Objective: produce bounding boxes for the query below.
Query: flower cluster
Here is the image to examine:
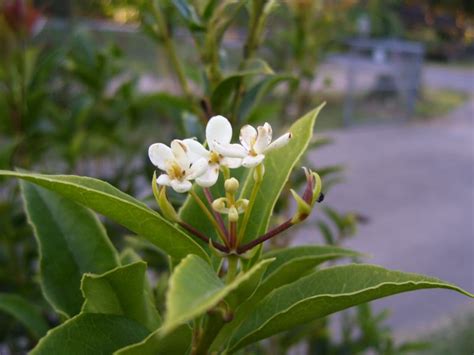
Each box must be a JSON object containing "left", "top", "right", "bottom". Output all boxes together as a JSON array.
[{"left": 148, "top": 115, "right": 292, "bottom": 193}]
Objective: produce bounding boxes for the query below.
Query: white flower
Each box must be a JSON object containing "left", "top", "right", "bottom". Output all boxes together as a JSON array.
[
  {"left": 214, "top": 122, "right": 292, "bottom": 168},
  {"left": 182, "top": 115, "right": 242, "bottom": 187},
  {"left": 148, "top": 140, "right": 207, "bottom": 193}
]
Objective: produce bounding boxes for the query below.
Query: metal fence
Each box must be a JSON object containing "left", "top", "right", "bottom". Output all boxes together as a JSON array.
[{"left": 336, "top": 38, "right": 424, "bottom": 126}]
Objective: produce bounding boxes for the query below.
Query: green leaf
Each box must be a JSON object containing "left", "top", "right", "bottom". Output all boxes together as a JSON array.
[
  {"left": 21, "top": 181, "right": 119, "bottom": 318},
  {"left": 225, "top": 257, "right": 274, "bottom": 309},
  {"left": 31, "top": 313, "right": 150, "bottom": 355},
  {"left": 163, "top": 255, "right": 274, "bottom": 334},
  {"left": 0, "top": 293, "right": 49, "bottom": 339},
  {"left": 210, "top": 245, "right": 359, "bottom": 350},
  {"left": 115, "top": 324, "right": 192, "bottom": 355},
  {"left": 317, "top": 220, "right": 335, "bottom": 245},
  {"left": 119, "top": 248, "right": 144, "bottom": 265},
  {"left": 229, "top": 264, "right": 473, "bottom": 351},
  {"left": 238, "top": 74, "right": 297, "bottom": 122},
  {"left": 136, "top": 92, "right": 194, "bottom": 114},
  {"left": 0, "top": 170, "right": 209, "bottom": 263},
  {"left": 81, "top": 262, "right": 161, "bottom": 331},
  {"left": 240, "top": 103, "right": 325, "bottom": 243},
  {"left": 202, "top": 0, "right": 219, "bottom": 21},
  {"left": 210, "top": 59, "right": 274, "bottom": 112},
  {"left": 172, "top": 0, "right": 205, "bottom": 31},
  {"left": 0, "top": 137, "right": 18, "bottom": 169},
  {"left": 261, "top": 246, "right": 362, "bottom": 294}
]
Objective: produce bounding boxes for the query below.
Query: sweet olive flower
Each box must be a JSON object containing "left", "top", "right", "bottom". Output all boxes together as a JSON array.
[
  {"left": 183, "top": 115, "right": 242, "bottom": 187},
  {"left": 148, "top": 140, "right": 207, "bottom": 193},
  {"left": 214, "top": 122, "right": 292, "bottom": 168}
]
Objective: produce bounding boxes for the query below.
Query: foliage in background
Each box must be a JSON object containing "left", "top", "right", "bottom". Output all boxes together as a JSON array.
[{"left": 1, "top": 0, "right": 472, "bottom": 354}]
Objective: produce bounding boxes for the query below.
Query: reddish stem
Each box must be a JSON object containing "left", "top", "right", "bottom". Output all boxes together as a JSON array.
[
  {"left": 178, "top": 221, "right": 228, "bottom": 252},
  {"left": 229, "top": 221, "right": 237, "bottom": 250},
  {"left": 237, "top": 218, "right": 294, "bottom": 254},
  {"left": 203, "top": 187, "right": 228, "bottom": 238}
]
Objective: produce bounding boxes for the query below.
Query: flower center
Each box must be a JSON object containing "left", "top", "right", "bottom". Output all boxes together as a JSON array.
[
  {"left": 209, "top": 151, "right": 221, "bottom": 164},
  {"left": 167, "top": 162, "right": 185, "bottom": 180}
]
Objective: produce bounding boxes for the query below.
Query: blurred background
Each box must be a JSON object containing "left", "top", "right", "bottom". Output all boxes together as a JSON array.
[{"left": 0, "top": 0, "right": 473, "bottom": 353}]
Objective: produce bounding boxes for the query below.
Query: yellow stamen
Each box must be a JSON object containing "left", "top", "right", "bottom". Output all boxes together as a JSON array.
[
  {"left": 209, "top": 151, "right": 221, "bottom": 164},
  {"left": 167, "top": 162, "right": 185, "bottom": 180}
]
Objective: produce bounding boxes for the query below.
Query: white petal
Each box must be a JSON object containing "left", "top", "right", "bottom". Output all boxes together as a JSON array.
[
  {"left": 207, "top": 115, "right": 233, "bottom": 150},
  {"left": 242, "top": 154, "right": 265, "bottom": 168},
  {"left": 156, "top": 174, "right": 171, "bottom": 186},
  {"left": 170, "top": 140, "right": 190, "bottom": 169},
  {"left": 196, "top": 166, "right": 219, "bottom": 187},
  {"left": 254, "top": 123, "right": 272, "bottom": 154},
  {"left": 221, "top": 157, "right": 242, "bottom": 169},
  {"left": 148, "top": 143, "right": 173, "bottom": 171},
  {"left": 263, "top": 122, "right": 272, "bottom": 139},
  {"left": 187, "top": 158, "right": 209, "bottom": 180},
  {"left": 183, "top": 138, "right": 209, "bottom": 162},
  {"left": 265, "top": 132, "right": 292, "bottom": 152},
  {"left": 213, "top": 142, "right": 247, "bottom": 158},
  {"left": 239, "top": 124, "right": 257, "bottom": 151},
  {"left": 170, "top": 179, "right": 192, "bottom": 193}
]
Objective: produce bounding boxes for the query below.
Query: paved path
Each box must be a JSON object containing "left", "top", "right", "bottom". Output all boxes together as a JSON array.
[{"left": 296, "top": 68, "right": 474, "bottom": 333}]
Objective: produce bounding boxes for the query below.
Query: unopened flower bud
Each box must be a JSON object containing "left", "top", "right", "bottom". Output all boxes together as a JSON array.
[
  {"left": 310, "top": 172, "right": 322, "bottom": 205},
  {"left": 212, "top": 197, "right": 227, "bottom": 214},
  {"left": 235, "top": 199, "right": 249, "bottom": 213},
  {"left": 152, "top": 171, "right": 179, "bottom": 222},
  {"left": 224, "top": 178, "right": 239, "bottom": 194},
  {"left": 290, "top": 189, "right": 311, "bottom": 224},
  {"left": 228, "top": 206, "right": 239, "bottom": 222}
]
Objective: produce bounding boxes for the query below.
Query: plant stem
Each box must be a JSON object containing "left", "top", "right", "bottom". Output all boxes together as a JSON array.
[
  {"left": 229, "top": 221, "right": 237, "bottom": 250},
  {"left": 178, "top": 221, "right": 228, "bottom": 252},
  {"left": 226, "top": 254, "right": 239, "bottom": 283},
  {"left": 237, "top": 166, "right": 263, "bottom": 244},
  {"left": 193, "top": 312, "right": 226, "bottom": 355},
  {"left": 153, "top": 2, "right": 207, "bottom": 123},
  {"left": 153, "top": 3, "right": 191, "bottom": 98},
  {"left": 190, "top": 190, "right": 229, "bottom": 246},
  {"left": 203, "top": 188, "right": 228, "bottom": 238},
  {"left": 237, "top": 218, "right": 294, "bottom": 254},
  {"left": 230, "top": 0, "right": 267, "bottom": 122}
]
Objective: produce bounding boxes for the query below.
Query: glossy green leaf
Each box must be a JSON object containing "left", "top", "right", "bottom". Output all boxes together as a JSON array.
[
  {"left": 115, "top": 324, "right": 192, "bottom": 355},
  {"left": 21, "top": 181, "right": 119, "bottom": 317},
  {"left": 0, "top": 170, "right": 209, "bottom": 263},
  {"left": 229, "top": 264, "right": 474, "bottom": 351},
  {"left": 119, "top": 248, "right": 144, "bottom": 265},
  {"left": 0, "top": 293, "right": 48, "bottom": 339},
  {"left": 225, "top": 258, "right": 274, "bottom": 308},
  {"left": 239, "top": 103, "right": 325, "bottom": 243},
  {"left": 210, "top": 245, "right": 359, "bottom": 350},
  {"left": 81, "top": 262, "right": 161, "bottom": 331},
  {"left": 163, "top": 255, "right": 274, "bottom": 334},
  {"left": 260, "top": 245, "right": 362, "bottom": 296},
  {"left": 31, "top": 313, "right": 149, "bottom": 355}
]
